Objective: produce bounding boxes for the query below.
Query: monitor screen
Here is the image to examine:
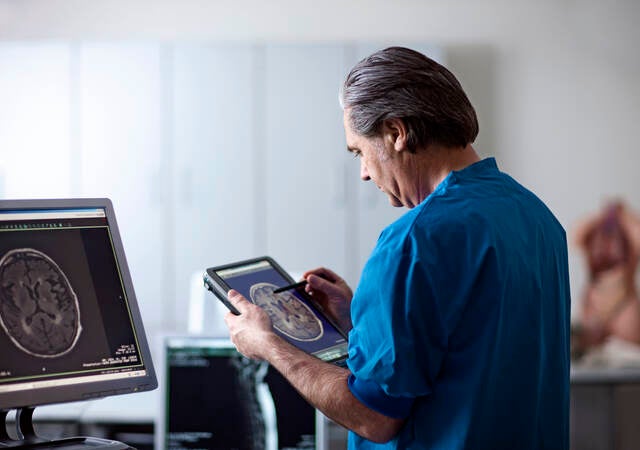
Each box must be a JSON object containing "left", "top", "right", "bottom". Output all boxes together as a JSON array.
[
  {"left": 0, "top": 198, "right": 157, "bottom": 409},
  {"left": 162, "top": 337, "right": 315, "bottom": 450}
]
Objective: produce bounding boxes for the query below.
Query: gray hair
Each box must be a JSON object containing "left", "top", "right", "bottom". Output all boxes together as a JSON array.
[{"left": 340, "top": 47, "right": 479, "bottom": 152}]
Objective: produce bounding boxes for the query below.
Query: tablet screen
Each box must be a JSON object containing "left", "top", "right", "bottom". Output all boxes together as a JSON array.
[{"left": 208, "top": 258, "right": 348, "bottom": 364}]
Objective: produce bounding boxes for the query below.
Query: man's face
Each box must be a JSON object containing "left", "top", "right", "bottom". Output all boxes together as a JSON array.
[{"left": 343, "top": 110, "right": 404, "bottom": 207}]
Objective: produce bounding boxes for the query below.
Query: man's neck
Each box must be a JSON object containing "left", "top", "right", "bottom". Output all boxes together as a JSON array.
[{"left": 413, "top": 144, "right": 481, "bottom": 204}]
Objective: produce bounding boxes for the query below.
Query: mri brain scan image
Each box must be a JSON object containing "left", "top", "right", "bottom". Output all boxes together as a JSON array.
[
  {"left": 249, "top": 282, "right": 323, "bottom": 341},
  {"left": 0, "top": 248, "right": 82, "bottom": 358}
]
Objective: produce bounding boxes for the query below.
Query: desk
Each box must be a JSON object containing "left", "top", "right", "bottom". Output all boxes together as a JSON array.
[
  {"left": 571, "top": 366, "right": 640, "bottom": 450},
  {"left": 32, "top": 391, "right": 158, "bottom": 424},
  {"left": 28, "top": 392, "right": 158, "bottom": 450}
]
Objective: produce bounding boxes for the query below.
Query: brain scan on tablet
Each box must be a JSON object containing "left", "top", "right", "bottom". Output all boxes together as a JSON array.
[{"left": 204, "top": 257, "right": 348, "bottom": 365}]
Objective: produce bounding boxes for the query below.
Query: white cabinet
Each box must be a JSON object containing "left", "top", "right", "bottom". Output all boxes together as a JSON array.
[
  {"left": 0, "top": 43, "right": 72, "bottom": 199},
  {"left": 78, "top": 43, "right": 166, "bottom": 331},
  {"left": 263, "top": 44, "right": 350, "bottom": 279},
  {"left": 171, "top": 44, "right": 257, "bottom": 328}
]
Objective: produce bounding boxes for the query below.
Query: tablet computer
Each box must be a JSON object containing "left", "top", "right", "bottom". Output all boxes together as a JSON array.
[{"left": 204, "top": 256, "right": 348, "bottom": 365}]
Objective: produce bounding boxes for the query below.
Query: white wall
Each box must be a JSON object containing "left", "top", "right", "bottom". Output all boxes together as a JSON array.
[{"left": 1, "top": 0, "right": 639, "bottom": 319}]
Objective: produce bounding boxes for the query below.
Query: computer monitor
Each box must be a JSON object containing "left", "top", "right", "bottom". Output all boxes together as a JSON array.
[
  {"left": 0, "top": 198, "right": 157, "bottom": 410},
  {"left": 161, "top": 337, "right": 315, "bottom": 450}
]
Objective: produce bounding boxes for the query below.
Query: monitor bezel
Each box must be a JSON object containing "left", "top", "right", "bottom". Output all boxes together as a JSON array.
[{"left": 0, "top": 198, "right": 157, "bottom": 409}]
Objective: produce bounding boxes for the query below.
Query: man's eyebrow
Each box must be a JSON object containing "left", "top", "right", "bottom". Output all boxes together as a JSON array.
[{"left": 346, "top": 146, "right": 357, "bottom": 153}]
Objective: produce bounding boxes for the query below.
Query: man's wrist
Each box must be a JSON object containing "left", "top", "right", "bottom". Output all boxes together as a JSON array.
[
  {"left": 262, "top": 331, "right": 317, "bottom": 377},
  {"left": 260, "top": 331, "right": 289, "bottom": 362}
]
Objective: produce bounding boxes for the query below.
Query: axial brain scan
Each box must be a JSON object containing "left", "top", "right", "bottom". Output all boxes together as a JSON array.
[
  {"left": 249, "top": 282, "right": 323, "bottom": 341},
  {"left": 0, "top": 248, "right": 82, "bottom": 358}
]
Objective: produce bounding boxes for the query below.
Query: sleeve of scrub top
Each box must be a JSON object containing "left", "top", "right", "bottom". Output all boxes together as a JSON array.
[{"left": 347, "top": 231, "right": 448, "bottom": 415}]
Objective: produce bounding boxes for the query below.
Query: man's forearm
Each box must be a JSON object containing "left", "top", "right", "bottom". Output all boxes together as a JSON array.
[
  {"left": 263, "top": 333, "right": 404, "bottom": 443},
  {"left": 223, "top": 290, "right": 404, "bottom": 442}
]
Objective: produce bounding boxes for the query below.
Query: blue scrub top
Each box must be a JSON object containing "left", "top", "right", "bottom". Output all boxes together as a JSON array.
[{"left": 347, "top": 158, "right": 570, "bottom": 450}]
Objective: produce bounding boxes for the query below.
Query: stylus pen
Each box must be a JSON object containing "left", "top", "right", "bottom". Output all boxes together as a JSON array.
[{"left": 273, "top": 280, "right": 308, "bottom": 293}]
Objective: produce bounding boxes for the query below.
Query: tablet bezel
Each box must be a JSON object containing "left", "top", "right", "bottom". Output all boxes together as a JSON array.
[{"left": 205, "top": 256, "right": 349, "bottom": 365}]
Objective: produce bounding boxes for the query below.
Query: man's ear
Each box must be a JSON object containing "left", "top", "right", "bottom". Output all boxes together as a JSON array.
[{"left": 382, "top": 118, "right": 408, "bottom": 153}]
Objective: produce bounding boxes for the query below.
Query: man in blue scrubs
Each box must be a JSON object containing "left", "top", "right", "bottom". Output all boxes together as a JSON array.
[{"left": 224, "top": 47, "right": 570, "bottom": 449}]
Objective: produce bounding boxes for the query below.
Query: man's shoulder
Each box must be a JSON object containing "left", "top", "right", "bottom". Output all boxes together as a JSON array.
[
  {"left": 375, "top": 197, "right": 471, "bottom": 258},
  {"left": 380, "top": 176, "right": 564, "bottom": 253}
]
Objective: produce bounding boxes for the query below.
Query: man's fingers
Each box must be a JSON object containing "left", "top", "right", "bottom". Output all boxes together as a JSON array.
[
  {"left": 306, "top": 274, "right": 325, "bottom": 288},
  {"left": 227, "top": 289, "right": 250, "bottom": 313},
  {"left": 307, "top": 274, "right": 339, "bottom": 294},
  {"left": 303, "top": 267, "right": 339, "bottom": 282}
]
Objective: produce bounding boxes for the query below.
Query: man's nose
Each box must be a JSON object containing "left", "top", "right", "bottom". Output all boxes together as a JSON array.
[{"left": 360, "top": 160, "right": 370, "bottom": 181}]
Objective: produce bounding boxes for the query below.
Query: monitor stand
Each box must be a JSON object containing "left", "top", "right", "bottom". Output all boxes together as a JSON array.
[{"left": 1, "top": 407, "right": 133, "bottom": 450}]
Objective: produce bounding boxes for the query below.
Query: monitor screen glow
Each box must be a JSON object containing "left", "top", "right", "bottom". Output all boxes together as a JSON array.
[{"left": 0, "top": 198, "right": 157, "bottom": 409}]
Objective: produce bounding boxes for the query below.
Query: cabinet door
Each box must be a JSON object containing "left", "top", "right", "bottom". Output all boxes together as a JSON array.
[
  {"left": 0, "top": 43, "right": 72, "bottom": 198},
  {"left": 79, "top": 43, "right": 166, "bottom": 332},
  {"left": 263, "top": 44, "right": 349, "bottom": 278},
  {"left": 172, "top": 44, "right": 256, "bottom": 330}
]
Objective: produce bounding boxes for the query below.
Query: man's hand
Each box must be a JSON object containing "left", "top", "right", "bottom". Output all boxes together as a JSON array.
[
  {"left": 302, "top": 267, "right": 353, "bottom": 333},
  {"left": 224, "top": 289, "right": 278, "bottom": 360}
]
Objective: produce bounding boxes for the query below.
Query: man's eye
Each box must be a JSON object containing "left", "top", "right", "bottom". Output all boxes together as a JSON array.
[{"left": 352, "top": 151, "right": 361, "bottom": 159}]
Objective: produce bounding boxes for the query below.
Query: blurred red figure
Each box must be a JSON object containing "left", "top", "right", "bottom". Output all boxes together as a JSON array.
[{"left": 573, "top": 201, "right": 640, "bottom": 353}]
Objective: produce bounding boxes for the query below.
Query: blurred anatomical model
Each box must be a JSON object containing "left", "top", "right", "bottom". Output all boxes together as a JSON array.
[{"left": 573, "top": 201, "right": 640, "bottom": 358}]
